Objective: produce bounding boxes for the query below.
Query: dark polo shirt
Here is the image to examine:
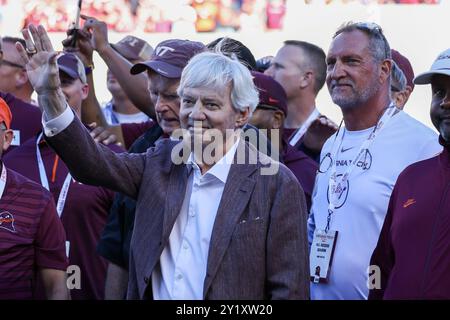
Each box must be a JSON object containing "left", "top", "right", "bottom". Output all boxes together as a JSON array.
[
  {"left": 0, "top": 166, "right": 67, "bottom": 300},
  {"left": 369, "top": 137, "right": 450, "bottom": 299},
  {"left": 121, "top": 120, "right": 156, "bottom": 150},
  {"left": 0, "top": 92, "right": 42, "bottom": 153},
  {"left": 282, "top": 140, "right": 318, "bottom": 210},
  {"left": 4, "top": 132, "right": 123, "bottom": 300}
]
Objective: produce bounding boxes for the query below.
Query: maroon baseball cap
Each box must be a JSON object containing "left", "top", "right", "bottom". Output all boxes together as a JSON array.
[
  {"left": 130, "top": 39, "right": 206, "bottom": 78},
  {"left": 111, "top": 35, "right": 153, "bottom": 62},
  {"left": 391, "top": 49, "right": 415, "bottom": 91},
  {"left": 251, "top": 71, "right": 288, "bottom": 116}
]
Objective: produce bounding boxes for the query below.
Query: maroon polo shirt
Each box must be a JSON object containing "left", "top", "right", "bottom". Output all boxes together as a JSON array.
[
  {"left": 282, "top": 139, "right": 318, "bottom": 210},
  {"left": 4, "top": 132, "right": 124, "bottom": 300},
  {"left": 0, "top": 165, "right": 68, "bottom": 300},
  {"left": 121, "top": 120, "right": 156, "bottom": 150},
  {"left": 0, "top": 92, "right": 42, "bottom": 153},
  {"left": 283, "top": 128, "right": 297, "bottom": 145},
  {"left": 369, "top": 137, "right": 450, "bottom": 299}
]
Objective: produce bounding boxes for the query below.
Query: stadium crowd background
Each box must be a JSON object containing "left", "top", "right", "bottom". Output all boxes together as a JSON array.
[{"left": 0, "top": 0, "right": 447, "bottom": 129}]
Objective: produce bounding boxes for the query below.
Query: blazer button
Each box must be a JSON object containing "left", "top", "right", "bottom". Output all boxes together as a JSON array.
[{"left": 144, "top": 276, "right": 149, "bottom": 284}]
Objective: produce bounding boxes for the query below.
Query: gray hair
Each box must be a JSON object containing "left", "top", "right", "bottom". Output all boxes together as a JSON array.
[
  {"left": 390, "top": 60, "right": 407, "bottom": 95},
  {"left": 177, "top": 51, "right": 259, "bottom": 114},
  {"left": 334, "top": 22, "right": 391, "bottom": 63}
]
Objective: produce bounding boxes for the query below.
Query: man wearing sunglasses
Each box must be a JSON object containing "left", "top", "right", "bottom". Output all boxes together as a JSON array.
[
  {"left": 0, "top": 36, "right": 42, "bottom": 152},
  {"left": 0, "top": 37, "right": 34, "bottom": 105}
]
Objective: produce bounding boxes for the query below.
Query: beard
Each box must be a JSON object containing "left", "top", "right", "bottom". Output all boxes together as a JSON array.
[{"left": 329, "top": 77, "right": 380, "bottom": 110}]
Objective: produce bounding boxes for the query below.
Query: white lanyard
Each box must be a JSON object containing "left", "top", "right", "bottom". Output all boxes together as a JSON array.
[
  {"left": 289, "top": 108, "right": 320, "bottom": 146},
  {"left": 36, "top": 132, "right": 72, "bottom": 218},
  {"left": 325, "top": 105, "right": 398, "bottom": 232},
  {"left": 0, "top": 164, "right": 8, "bottom": 201}
]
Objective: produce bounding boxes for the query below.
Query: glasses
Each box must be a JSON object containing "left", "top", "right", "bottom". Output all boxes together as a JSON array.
[
  {"left": 354, "top": 22, "right": 390, "bottom": 59},
  {"left": 0, "top": 59, "right": 25, "bottom": 69}
]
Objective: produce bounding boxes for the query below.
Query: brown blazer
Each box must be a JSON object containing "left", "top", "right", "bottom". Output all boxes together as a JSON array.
[{"left": 46, "top": 117, "right": 310, "bottom": 300}]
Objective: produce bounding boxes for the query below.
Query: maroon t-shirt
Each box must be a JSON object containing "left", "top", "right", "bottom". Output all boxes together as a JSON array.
[
  {"left": 121, "top": 120, "right": 156, "bottom": 150},
  {"left": 282, "top": 140, "right": 318, "bottom": 211},
  {"left": 0, "top": 92, "right": 42, "bottom": 153},
  {"left": 4, "top": 134, "right": 124, "bottom": 300},
  {"left": 0, "top": 166, "right": 68, "bottom": 300}
]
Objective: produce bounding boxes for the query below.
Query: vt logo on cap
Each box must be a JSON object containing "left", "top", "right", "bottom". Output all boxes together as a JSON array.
[{"left": 155, "top": 46, "right": 175, "bottom": 56}]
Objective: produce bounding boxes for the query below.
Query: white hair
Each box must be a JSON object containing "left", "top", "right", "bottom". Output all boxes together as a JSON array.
[{"left": 177, "top": 51, "right": 259, "bottom": 113}]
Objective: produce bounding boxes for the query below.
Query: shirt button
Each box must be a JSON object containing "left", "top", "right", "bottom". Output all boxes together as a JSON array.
[
  {"left": 176, "top": 274, "right": 183, "bottom": 281},
  {"left": 183, "top": 242, "right": 189, "bottom": 250},
  {"left": 144, "top": 276, "right": 149, "bottom": 284}
]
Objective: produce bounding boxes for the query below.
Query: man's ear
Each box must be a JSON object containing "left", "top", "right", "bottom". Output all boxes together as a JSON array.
[
  {"left": 2, "top": 129, "right": 14, "bottom": 152},
  {"left": 236, "top": 107, "right": 251, "bottom": 128},
  {"left": 16, "top": 69, "right": 29, "bottom": 87},
  {"left": 380, "top": 59, "right": 392, "bottom": 84},
  {"left": 392, "top": 90, "right": 408, "bottom": 110},
  {"left": 403, "top": 85, "right": 413, "bottom": 104},
  {"left": 81, "top": 83, "right": 89, "bottom": 100},
  {"left": 272, "top": 110, "right": 285, "bottom": 129},
  {"left": 300, "top": 71, "right": 313, "bottom": 89}
]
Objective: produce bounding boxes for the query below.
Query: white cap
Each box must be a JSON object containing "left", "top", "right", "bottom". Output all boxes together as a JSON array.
[{"left": 414, "top": 48, "right": 450, "bottom": 85}]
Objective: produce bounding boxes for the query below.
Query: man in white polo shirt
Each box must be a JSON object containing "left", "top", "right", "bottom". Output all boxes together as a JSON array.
[{"left": 308, "top": 22, "right": 442, "bottom": 300}]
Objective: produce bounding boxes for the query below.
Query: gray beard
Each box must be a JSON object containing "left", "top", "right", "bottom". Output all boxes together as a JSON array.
[{"left": 331, "top": 82, "right": 380, "bottom": 110}]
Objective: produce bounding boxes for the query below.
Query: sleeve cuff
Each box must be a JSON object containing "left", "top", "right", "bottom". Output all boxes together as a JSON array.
[{"left": 42, "top": 105, "right": 74, "bottom": 137}]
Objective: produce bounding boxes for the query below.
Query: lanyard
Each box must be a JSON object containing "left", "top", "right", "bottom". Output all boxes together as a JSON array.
[
  {"left": 0, "top": 164, "right": 7, "bottom": 201},
  {"left": 36, "top": 132, "right": 72, "bottom": 218},
  {"left": 289, "top": 108, "right": 320, "bottom": 146},
  {"left": 325, "top": 105, "right": 398, "bottom": 232}
]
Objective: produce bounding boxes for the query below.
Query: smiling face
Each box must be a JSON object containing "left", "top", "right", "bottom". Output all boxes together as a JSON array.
[
  {"left": 430, "top": 74, "right": 450, "bottom": 142},
  {"left": 148, "top": 71, "right": 181, "bottom": 135},
  {"left": 325, "top": 30, "right": 382, "bottom": 110},
  {"left": 179, "top": 83, "right": 248, "bottom": 149}
]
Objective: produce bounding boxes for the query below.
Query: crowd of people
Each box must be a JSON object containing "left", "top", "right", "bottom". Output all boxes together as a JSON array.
[
  {"left": 0, "top": 0, "right": 441, "bottom": 34},
  {"left": 0, "top": 7, "right": 449, "bottom": 301}
]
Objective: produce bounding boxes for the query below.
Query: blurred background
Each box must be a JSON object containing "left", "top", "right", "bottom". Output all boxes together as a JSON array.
[{"left": 0, "top": 0, "right": 448, "bottom": 129}]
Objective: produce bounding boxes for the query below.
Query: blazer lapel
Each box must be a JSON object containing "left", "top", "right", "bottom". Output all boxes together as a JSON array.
[
  {"left": 161, "top": 163, "right": 190, "bottom": 245},
  {"left": 203, "top": 141, "right": 258, "bottom": 297}
]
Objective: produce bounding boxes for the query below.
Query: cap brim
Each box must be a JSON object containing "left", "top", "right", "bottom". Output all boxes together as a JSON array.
[
  {"left": 58, "top": 65, "right": 78, "bottom": 79},
  {"left": 130, "top": 61, "right": 182, "bottom": 78},
  {"left": 413, "top": 70, "right": 450, "bottom": 84}
]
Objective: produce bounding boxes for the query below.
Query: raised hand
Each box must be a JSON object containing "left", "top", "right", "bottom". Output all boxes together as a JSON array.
[
  {"left": 16, "top": 24, "right": 67, "bottom": 119},
  {"left": 16, "top": 24, "right": 60, "bottom": 95},
  {"left": 62, "top": 28, "right": 94, "bottom": 67},
  {"left": 80, "top": 14, "right": 110, "bottom": 54}
]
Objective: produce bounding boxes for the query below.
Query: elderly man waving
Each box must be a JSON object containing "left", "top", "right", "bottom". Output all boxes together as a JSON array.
[{"left": 17, "top": 25, "right": 309, "bottom": 300}]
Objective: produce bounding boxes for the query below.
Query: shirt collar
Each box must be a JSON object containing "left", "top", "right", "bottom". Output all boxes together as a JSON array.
[{"left": 187, "top": 138, "right": 240, "bottom": 183}]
